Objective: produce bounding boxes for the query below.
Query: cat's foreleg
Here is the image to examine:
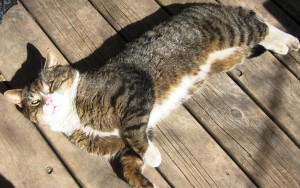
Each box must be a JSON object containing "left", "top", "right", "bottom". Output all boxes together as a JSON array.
[{"left": 259, "top": 23, "right": 300, "bottom": 54}]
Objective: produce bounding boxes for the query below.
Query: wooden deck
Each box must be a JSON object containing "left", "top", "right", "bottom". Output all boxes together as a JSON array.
[{"left": 0, "top": 0, "right": 299, "bottom": 187}]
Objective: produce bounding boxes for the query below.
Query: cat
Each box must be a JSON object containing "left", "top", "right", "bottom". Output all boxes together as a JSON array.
[{"left": 4, "top": 3, "right": 299, "bottom": 188}]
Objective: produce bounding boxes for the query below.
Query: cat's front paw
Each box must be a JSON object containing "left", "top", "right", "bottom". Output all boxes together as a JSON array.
[{"left": 143, "top": 142, "right": 162, "bottom": 167}]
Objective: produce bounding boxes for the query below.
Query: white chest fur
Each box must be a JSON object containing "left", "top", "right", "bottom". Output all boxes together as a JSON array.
[
  {"left": 43, "top": 71, "right": 82, "bottom": 136},
  {"left": 148, "top": 47, "right": 237, "bottom": 127},
  {"left": 42, "top": 72, "right": 121, "bottom": 138}
]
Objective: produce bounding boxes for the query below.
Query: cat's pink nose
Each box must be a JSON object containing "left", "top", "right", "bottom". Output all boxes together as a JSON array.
[{"left": 44, "top": 98, "right": 53, "bottom": 106}]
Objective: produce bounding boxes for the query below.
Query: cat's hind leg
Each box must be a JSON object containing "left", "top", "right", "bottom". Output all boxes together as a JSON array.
[
  {"left": 123, "top": 118, "right": 162, "bottom": 168},
  {"left": 122, "top": 107, "right": 161, "bottom": 167},
  {"left": 259, "top": 23, "right": 300, "bottom": 54},
  {"left": 111, "top": 147, "right": 156, "bottom": 188}
]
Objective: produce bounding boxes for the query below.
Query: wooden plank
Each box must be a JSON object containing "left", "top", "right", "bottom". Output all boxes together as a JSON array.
[
  {"left": 214, "top": 0, "right": 300, "bottom": 146},
  {"left": 0, "top": 3, "right": 134, "bottom": 188},
  {"left": 21, "top": 0, "right": 126, "bottom": 68},
  {"left": 90, "top": 0, "right": 255, "bottom": 186},
  {"left": 0, "top": 8, "right": 77, "bottom": 186},
  {"left": 0, "top": 95, "right": 78, "bottom": 188},
  {"left": 185, "top": 74, "right": 300, "bottom": 187},
  {"left": 89, "top": 0, "right": 169, "bottom": 41},
  {"left": 230, "top": 53, "right": 300, "bottom": 146},
  {"left": 156, "top": 0, "right": 215, "bottom": 14},
  {"left": 155, "top": 106, "right": 255, "bottom": 187},
  {"left": 275, "top": 51, "right": 300, "bottom": 80}
]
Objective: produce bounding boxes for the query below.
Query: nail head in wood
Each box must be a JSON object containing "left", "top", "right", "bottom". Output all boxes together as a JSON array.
[{"left": 46, "top": 166, "right": 53, "bottom": 174}]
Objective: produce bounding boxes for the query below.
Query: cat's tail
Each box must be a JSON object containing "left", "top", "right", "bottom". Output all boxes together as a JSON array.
[{"left": 111, "top": 147, "right": 155, "bottom": 188}]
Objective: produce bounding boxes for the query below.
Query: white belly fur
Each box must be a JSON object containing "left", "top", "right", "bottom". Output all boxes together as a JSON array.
[{"left": 148, "top": 47, "right": 237, "bottom": 127}]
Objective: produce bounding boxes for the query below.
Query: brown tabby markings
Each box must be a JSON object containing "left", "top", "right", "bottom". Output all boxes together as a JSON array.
[
  {"left": 4, "top": 3, "right": 300, "bottom": 188},
  {"left": 70, "top": 130, "right": 124, "bottom": 156},
  {"left": 210, "top": 48, "right": 248, "bottom": 73}
]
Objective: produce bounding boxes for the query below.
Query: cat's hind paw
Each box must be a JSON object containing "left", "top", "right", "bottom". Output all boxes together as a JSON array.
[
  {"left": 260, "top": 23, "right": 300, "bottom": 54},
  {"left": 143, "top": 142, "right": 162, "bottom": 167},
  {"left": 287, "top": 36, "right": 300, "bottom": 52}
]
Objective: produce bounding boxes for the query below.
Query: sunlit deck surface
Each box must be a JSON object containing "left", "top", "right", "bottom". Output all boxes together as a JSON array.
[{"left": 0, "top": 0, "right": 299, "bottom": 187}]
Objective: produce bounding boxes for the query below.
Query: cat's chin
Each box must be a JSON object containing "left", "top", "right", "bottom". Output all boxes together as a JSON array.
[{"left": 43, "top": 104, "right": 59, "bottom": 115}]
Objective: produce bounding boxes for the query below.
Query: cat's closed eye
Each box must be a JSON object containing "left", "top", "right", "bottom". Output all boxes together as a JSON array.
[{"left": 48, "top": 81, "right": 54, "bottom": 93}]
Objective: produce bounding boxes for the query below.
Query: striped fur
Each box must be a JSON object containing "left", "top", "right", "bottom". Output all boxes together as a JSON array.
[{"left": 4, "top": 3, "right": 299, "bottom": 188}]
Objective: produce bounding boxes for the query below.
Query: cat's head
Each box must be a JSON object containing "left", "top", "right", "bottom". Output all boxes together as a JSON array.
[{"left": 4, "top": 50, "right": 78, "bottom": 124}]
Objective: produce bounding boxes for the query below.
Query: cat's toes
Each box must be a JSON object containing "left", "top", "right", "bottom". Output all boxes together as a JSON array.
[
  {"left": 287, "top": 36, "right": 300, "bottom": 51},
  {"left": 259, "top": 39, "right": 289, "bottom": 55},
  {"left": 143, "top": 142, "right": 162, "bottom": 167},
  {"left": 273, "top": 42, "right": 289, "bottom": 55}
]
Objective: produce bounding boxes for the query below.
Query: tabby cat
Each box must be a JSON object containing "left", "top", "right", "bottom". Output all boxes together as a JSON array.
[{"left": 4, "top": 3, "right": 299, "bottom": 188}]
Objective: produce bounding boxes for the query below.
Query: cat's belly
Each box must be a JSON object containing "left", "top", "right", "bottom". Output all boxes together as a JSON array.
[
  {"left": 148, "top": 64, "right": 210, "bottom": 127},
  {"left": 148, "top": 47, "right": 238, "bottom": 127}
]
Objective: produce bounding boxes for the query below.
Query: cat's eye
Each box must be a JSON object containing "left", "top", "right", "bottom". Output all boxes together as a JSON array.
[{"left": 31, "top": 100, "right": 40, "bottom": 106}]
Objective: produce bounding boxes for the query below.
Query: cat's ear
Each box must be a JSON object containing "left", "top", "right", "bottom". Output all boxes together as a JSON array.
[
  {"left": 4, "top": 89, "right": 23, "bottom": 107},
  {"left": 44, "top": 49, "right": 59, "bottom": 70}
]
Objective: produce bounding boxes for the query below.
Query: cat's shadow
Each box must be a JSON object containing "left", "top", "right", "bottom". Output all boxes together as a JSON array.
[
  {"left": 0, "top": 43, "right": 45, "bottom": 93},
  {"left": 0, "top": 174, "right": 14, "bottom": 188}
]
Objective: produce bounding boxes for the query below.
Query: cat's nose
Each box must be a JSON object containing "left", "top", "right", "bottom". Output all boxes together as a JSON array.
[{"left": 44, "top": 97, "right": 53, "bottom": 106}]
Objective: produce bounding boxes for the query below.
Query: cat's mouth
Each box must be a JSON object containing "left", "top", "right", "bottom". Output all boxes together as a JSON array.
[
  {"left": 42, "top": 96, "right": 61, "bottom": 115},
  {"left": 43, "top": 103, "right": 59, "bottom": 115}
]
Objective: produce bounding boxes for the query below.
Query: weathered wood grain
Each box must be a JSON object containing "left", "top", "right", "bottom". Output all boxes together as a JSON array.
[
  {"left": 0, "top": 94, "right": 78, "bottom": 188},
  {"left": 185, "top": 74, "right": 300, "bottom": 187},
  {"left": 275, "top": 51, "right": 300, "bottom": 80},
  {"left": 89, "top": 0, "right": 169, "bottom": 41},
  {"left": 230, "top": 53, "right": 300, "bottom": 146},
  {"left": 155, "top": 106, "right": 255, "bottom": 187},
  {"left": 21, "top": 0, "right": 126, "bottom": 68},
  {"left": 156, "top": 0, "right": 215, "bottom": 14}
]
